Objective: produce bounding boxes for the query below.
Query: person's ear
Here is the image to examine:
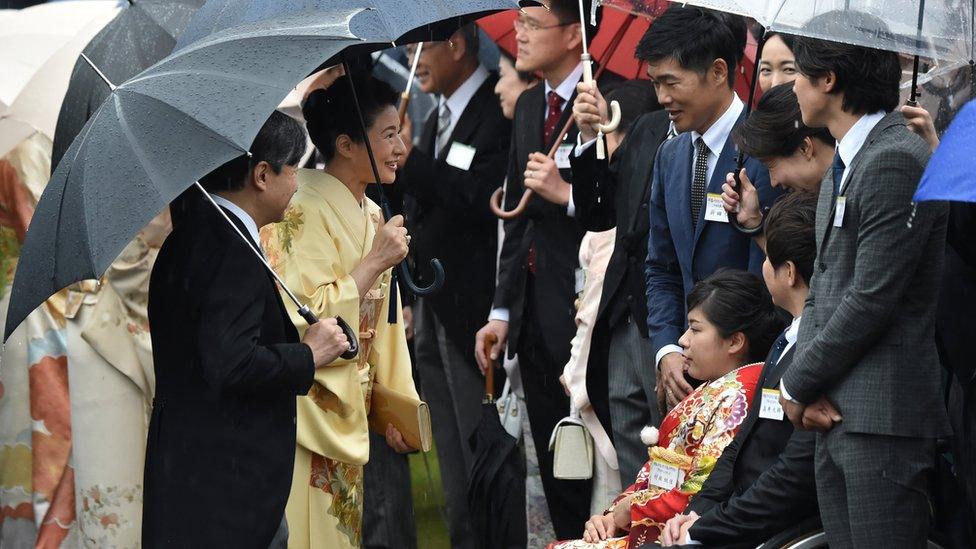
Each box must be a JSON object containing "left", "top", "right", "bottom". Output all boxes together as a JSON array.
[
  {"left": 728, "top": 331, "right": 747, "bottom": 358},
  {"left": 251, "top": 161, "right": 271, "bottom": 192},
  {"left": 449, "top": 35, "right": 465, "bottom": 62},
  {"left": 821, "top": 71, "right": 837, "bottom": 93},
  {"left": 335, "top": 134, "right": 355, "bottom": 159},
  {"left": 563, "top": 22, "right": 583, "bottom": 52},
  {"left": 785, "top": 260, "right": 799, "bottom": 287},
  {"left": 711, "top": 58, "right": 730, "bottom": 88},
  {"left": 799, "top": 136, "right": 815, "bottom": 161}
]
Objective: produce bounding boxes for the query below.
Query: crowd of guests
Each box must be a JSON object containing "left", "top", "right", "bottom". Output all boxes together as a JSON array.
[{"left": 3, "top": 0, "right": 973, "bottom": 548}]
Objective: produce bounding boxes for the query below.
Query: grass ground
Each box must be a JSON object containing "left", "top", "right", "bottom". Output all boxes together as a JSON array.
[{"left": 409, "top": 442, "right": 451, "bottom": 548}]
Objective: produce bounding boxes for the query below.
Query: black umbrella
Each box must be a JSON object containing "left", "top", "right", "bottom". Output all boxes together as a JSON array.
[
  {"left": 51, "top": 0, "right": 205, "bottom": 173},
  {"left": 468, "top": 335, "right": 524, "bottom": 549}
]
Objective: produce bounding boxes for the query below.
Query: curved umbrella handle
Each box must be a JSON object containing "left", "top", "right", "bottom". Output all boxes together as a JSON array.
[
  {"left": 396, "top": 258, "right": 444, "bottom": 296},
  {"left": 597, "top": 100, "right": 621, "bottom": 134},
  {"left": 490, "top": 186, "right": 533, "bottom": 219}
]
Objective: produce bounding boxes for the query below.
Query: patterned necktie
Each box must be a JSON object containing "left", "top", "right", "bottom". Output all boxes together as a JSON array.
[
  {"left": 831, "top": 149, "right": 846, "bottom": 197},
  {"left": 435, "top": 102, "right": 452, "bottom": 157},
  {"left": 543, "top": 90, "right": 563, "bottom": 145},
  {"left": 691, "top": 136, "right": 709, "bottom": 228},
  {"left": 757, "top": 329, "right": 790, "bottom": 389}
]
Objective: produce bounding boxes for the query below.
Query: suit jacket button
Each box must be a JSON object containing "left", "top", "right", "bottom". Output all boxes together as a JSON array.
[{"left": 819, "top": 262, "right": 827, "bottom": 273}]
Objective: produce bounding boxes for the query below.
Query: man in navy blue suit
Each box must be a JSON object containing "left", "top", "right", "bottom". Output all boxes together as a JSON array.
[{"left": 641, "top": 5, "right": 780, "bottom": 411}]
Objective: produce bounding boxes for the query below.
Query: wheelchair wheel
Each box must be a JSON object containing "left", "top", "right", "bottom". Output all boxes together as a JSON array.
[{"left": 761, "top": 528, "right": 947, "bottom": 549}]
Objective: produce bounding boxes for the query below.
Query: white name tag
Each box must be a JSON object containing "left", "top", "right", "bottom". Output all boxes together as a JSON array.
[
  {"left": 555, "top": 144, "right": 574, "bottom": 169},
  {"left": 649, "top": 458, "right": 685, "bottom": 490},
  {"left": 704, "top": 193, "right": 729, "bottom": 223},
  {"left": 759, "top": 388, "right": 785, "bottom": 421},
  {"left": 445, "top": 142, "right": 476, "bottom": 171},
  {"left": 833, "top": 196, "right": 846, "bottom": 228}
]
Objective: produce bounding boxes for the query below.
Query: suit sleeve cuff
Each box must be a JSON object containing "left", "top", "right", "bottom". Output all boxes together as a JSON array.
[
  {"left": 574, "top": 136, "right": 597, "bottom": 157},
  {"left": 656, "top": 344, "right": 683, "bottom": 370},
  {"left": 489, "top": 308, "right": 510, "bottom": 322}
]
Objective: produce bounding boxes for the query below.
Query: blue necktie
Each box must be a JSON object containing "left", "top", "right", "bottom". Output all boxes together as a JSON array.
[
  {"left": 765, "top": 330, "right": 789, "bottom": 369},
  {"left": 832, "top": 149, "right": 846, "bottom": 197}
]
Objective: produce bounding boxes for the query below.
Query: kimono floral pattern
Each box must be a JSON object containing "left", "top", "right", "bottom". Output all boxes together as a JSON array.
[
  {"left": 310, "top": 454, "right": 363, "bottom": 546},
  {"left": 78, "top": 484, "right": 142, "bottom": 546},
  {"left": 550, "top": 364, "right": 762, "bottom": 549}
]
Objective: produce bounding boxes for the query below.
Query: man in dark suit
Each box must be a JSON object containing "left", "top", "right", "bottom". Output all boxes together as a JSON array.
[
  {"left": 143, "top": 112, "right": 351, "bottom": 548},
  {"left": 569, "top": 80, "right": 670, "bottom": 484},
  {"left": 473, "top": 0, "right": 618, "bottom": 537},
  {"left": 640, "top": 5, "right": 779, "bottom": 412},
  {"left": 780, "top": 11, "right": 950, "bottom": 547},
  {"left": 660, "top": 192, "right": 820, "bottom": 548},
  {"left": 396, "top": 24, "right": 510, "bottom": 549}
]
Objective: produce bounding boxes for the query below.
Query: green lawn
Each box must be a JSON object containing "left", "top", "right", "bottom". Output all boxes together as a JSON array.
[{"left": 409, "top": 442, "right": 450, "bottom": 548}]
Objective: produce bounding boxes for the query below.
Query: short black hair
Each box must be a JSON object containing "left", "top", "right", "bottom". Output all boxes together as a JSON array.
[
  {"left": 199, "top": 110, "right": 307, "bottom": 193},
  {"left": 499, "top": 49, "right": 538, "bottom": 84},
  {"left": 766, "top": 31, "right": 795, "bottom": 52},
  {"left": 546, "top": 0, "right": 600, "bottom": 46},
  {"left": 765, "top": 191, "right": 817, "bottom": 286},
  {"left": 733, "top": 83, "right": 834, "bottom": 160},
  {"left": 791, "top": 11, "right": 902, "bottom": 114},
  {"left": 604, "top": 80, "right": 659, "bottom": 135},
  {"left": 636, "top": 4, "right": 743, "bottom": 89},
  {"left": 303, "top": 74, "right": 398, "bottom": 162},
  {"left": 687, "top": 269, "right": 785, "bottom": 363}
]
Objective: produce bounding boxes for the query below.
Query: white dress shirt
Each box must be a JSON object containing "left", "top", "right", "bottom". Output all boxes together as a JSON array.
[
  {"left": 655, "top": 94, "right": 745, "bottom": 368},
  {"left": 436, "top": 64, "right": 490, "bottom": 147},
  {"left": 488, "top": 64, "right": 585, "bottom": 324},
  {"left": 211, "top": 194, "right": 262, "bottom": 252},
  {"left": 780, "top": 109, "right": 887, "bottom": 402}
]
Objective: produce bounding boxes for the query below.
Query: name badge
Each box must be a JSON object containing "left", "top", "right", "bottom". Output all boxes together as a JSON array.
[
  {"left": 445, "top": 142, "right": 476, "bottom": 171},
  {"left": 833, "top": 196, "right": 847, "bottom": 228},
  {"left": 704, "top": 193, "right": 729, "bottom": 223},
  {"left": 555, "top": 144, "right": 574, "bottom": 169},
  {"left": 759, "top": 388, "right": 785, "bottom": 421},
  {"left": 649, "top": 458, "right": 685, "bottom": 490}
]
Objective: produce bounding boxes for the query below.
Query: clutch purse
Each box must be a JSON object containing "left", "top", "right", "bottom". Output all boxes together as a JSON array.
[
  {"left": 548, "top": 409, "right": 594, "bottom": 480},
  {"left": 368, "top": 382, "right": 432, "bottom": 452}
]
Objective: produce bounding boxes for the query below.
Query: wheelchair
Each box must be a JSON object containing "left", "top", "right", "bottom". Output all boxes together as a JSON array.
[{"left": 757, "top": 516, "right": 948, "bottom": 549}]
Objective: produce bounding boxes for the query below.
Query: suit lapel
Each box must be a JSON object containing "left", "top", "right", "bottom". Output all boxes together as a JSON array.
[
  {"left": 668, "top": 134, "right": 695, "bottom": 266},
  {"left": 445, "top": 75, "right": 496, "bottom": 150}
]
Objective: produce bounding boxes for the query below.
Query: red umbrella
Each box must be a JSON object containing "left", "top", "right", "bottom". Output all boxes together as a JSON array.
[{"left": 477, "top": 1, "right": 757, "bottom": 100}]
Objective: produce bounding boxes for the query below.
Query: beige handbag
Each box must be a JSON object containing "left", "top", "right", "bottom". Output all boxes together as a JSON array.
[{"left": 548, "top": 408, "right": 594, "bottom": 480}]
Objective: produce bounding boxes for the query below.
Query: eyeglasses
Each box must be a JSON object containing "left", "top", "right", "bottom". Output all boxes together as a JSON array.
[{"left": 513, "top": 16, "right": 574, "bottom": 33}]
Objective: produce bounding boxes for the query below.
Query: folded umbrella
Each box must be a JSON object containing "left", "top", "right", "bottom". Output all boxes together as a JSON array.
[
  {"left": 4, "top": 0, "right": 516, "bottom": 340},
  {"left": 52, "top": 0, "right": 206, "bottom": 172}
]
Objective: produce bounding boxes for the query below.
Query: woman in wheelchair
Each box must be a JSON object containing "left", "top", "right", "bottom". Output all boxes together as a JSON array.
[{"left": 549, "top": 270, "right": 784, "bottom": 549}]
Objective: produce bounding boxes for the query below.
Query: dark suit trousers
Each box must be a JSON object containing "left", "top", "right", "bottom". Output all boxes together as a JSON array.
[
  {"left": 607, "top": 317, "right": 659, "bottom": 485},
  {"left": 518, "top": 277, "right": 592, "bottom": 540},
  {"left": 816, "top": 421, "right": 935, "bottom": 548},
  {"left": 363, "top": 431, "right": 417, "bottom": 549},
  {"left": 413, "top": 297, "right": 483, "bottom": 549}
]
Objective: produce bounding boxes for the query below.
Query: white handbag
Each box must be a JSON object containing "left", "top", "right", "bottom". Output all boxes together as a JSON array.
[
  {"left": 496, "top": 379, "right": 522, "bottom": 440},
  {"left": 548, "top": 408, "right": 594, "bottom": 480}
]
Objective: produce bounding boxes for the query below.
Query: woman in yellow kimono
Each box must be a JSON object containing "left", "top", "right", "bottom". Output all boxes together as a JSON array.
[{"left": 261, "top": 75, "right": 418, "bottom": 549}]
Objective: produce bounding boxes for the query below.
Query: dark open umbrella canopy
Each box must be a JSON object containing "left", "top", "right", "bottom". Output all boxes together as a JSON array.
[
  {"left": 5, "top": 0, "right": 517, "bottom": 340},
  {"left": 51, "top": 0, "right": 205, "bottom": 173}
]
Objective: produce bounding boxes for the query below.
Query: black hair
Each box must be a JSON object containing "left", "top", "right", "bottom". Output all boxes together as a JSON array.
[
  {"left": 765, "top": 191, "right": 817, "bottom": 286},
  {"left": 765, "top": 31, "right": 795, "bottom": 53},
  {"left": 636, "top": 4, "right": 742, "bottom": 89},
  {"left": 604, "top": 80, "right": 659, "bottom": 135},
  {"left": 791, "top": 11, "right": 902, "bottom": 114},
  {"left": 199, "top": 110, "right": 307, "bottom": 193},
  {"left": 546, "top": 0, "right": 600, "bottom": 47},
  {"left": 686, "top": 269, "right": 785, "bottom": 363},
  {"left": 499, "top": 49, "right": 538, "bottom": 84},
  {"left": 303, "top": 74, "right": 398, "bottom": 162},
  {"left": 733, "top": 83, "right": 834, "bottom": 160}
]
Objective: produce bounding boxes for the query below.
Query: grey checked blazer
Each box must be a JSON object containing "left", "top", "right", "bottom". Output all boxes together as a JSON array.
[{"left": 783, "top": 111, "right": 951, "bottom": 438}]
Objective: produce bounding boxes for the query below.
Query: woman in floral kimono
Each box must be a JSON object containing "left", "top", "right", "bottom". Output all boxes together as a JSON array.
[
  {"left": 551, "top": 269, "right": 784, "bottom": 549},
  {"left": 261, "top": 76, "right": 418, "bottom": 549}
]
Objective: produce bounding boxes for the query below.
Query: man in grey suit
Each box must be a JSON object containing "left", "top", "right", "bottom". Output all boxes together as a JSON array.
[{"left": 780, "top": 11, "right": 950, "bottom": 548}]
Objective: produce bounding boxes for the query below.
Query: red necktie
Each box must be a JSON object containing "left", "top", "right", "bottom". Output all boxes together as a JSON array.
[{"left": 527, "top": 91, "right": 564, "bottom": 275}]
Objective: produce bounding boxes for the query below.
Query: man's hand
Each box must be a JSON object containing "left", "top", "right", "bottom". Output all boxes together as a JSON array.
[
  {"left": 582, "top": 513, "right": 618, "bottom": 543},
  {"left": 400, "top": 113, "right": 414, "bottom": 161},
  {"left": 303, "top": 317, "right": 351, "bottom": 367},
  {"left": 573, "top": 81, "right": 608, "bottom": 143},
  {"left": 901, "top": 104, "right": 939, "bottom": 152},
  {"left": 780, "top": 394, "right": 806, "bottom": 429},
  {"left": 385, "top": 423, "right": 413, "bottom": 453},
  {"left": 801, "top": 395, "right": 843, "bottom": 432},
  {"left": 661, "top": 512, "right": 699, "bottom": 546},
  {"left": 722, "top": 169, "right": 762, "bottom": 229},
  {"left": 660, "top": 352, "right": 694, "bottom": 409},
  {"left": 474, "top": 320, "right": 508, "bottom": 375},
  {"left": 524, "top": 152, "right": 571, "bottom": 206}
]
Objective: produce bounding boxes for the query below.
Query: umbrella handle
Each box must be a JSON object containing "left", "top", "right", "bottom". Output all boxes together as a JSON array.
[
  {"left": 484, "top": 333, "right": 497, "bottom": 401},
  {"left": 396, "top": 258, "right": 444, "bottom": 296},
  {"left": 490, "top": 186, "right": 533, "bottom": 219}
]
